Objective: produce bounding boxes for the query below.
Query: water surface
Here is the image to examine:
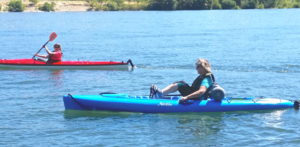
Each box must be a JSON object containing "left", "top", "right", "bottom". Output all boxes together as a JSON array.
[{"left": 0, "top": 9, "right": 300, "bottom": 146}]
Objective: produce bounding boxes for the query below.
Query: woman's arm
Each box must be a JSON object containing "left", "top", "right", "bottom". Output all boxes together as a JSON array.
[
  {"left": 35, "top": 54, "right": 48, "bottom": 58},
  {"left": 181, "top": 86, "right": 207, "bottom": 101},
  {"left": 180, "top": 77, "right": 212, "bottom": 101},
  {"left": 45, "top": 46, "right": 54, "bottom": 55}
]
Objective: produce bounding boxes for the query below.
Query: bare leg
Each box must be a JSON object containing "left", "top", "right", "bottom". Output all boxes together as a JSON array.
[{"left": 162, "top": 83, "right": 178, "bottom": 95}]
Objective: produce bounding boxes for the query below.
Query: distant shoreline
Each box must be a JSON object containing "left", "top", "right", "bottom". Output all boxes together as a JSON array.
[{"left": 1, "top": 0, "right": 300, "bottom": 12}]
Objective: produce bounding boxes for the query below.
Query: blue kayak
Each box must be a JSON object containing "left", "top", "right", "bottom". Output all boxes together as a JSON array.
[{"left": 63, "top": 94, "right": 298, "bottom": 113}]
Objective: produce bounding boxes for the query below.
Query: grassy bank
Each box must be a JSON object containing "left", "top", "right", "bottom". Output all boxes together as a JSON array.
[{"left": 1, "top": 0, "right": 300, "bottom": 12}]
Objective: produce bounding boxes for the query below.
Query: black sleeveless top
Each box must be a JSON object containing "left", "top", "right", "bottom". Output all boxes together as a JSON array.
[{"left": 191, "top": 73, "right": 215, "bottom": 99}]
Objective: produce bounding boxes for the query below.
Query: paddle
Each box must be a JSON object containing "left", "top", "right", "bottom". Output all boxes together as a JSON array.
[{"left": 32, "top": 32, "right": 57, "bottom": 59}]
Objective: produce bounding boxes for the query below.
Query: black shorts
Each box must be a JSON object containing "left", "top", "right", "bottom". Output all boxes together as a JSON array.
[{"left": 175, "top": 81, "right": 197, "bottom": 96}]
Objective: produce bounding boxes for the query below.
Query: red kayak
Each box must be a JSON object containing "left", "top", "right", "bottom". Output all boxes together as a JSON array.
[{"left": 0, "top": 59, "right": 134, "bottom": 70}]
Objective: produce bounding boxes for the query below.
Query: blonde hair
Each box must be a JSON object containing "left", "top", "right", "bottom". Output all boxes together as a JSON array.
[{"left": 195, "top": 58, "right": 211, "bottom": 74}]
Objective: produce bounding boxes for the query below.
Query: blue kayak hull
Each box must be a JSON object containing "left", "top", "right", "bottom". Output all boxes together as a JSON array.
[{"left": 63, "top": 94, "right": 294, "bottom": 113}]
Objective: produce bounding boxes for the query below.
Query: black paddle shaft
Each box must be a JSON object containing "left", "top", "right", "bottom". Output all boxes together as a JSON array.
[
  {"left": 32, "top": 41, "right": 50, "bottom": 59},
  {"left": 32, "top": 32, "right": 57, "bottom": 59}
]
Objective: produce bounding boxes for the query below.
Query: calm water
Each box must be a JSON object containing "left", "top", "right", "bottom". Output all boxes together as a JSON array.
[{"left": 1, "top": 9, "right": 300, "bottom": 146}]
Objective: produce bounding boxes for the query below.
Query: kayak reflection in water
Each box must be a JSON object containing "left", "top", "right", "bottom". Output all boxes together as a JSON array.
[
  {"left": 150, "top": 58, "right": 215, "bottom": 103},
  {"left": 35, "top": 43, "right": 63, "bottom": 63}
]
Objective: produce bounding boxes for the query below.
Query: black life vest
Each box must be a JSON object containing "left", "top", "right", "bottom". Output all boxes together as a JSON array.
[
  {"left": 191, "top": 73, "right": 215, "bottom": 99},
  {"left": 191, "top": 73, "right": 215, "bottom": 90}
]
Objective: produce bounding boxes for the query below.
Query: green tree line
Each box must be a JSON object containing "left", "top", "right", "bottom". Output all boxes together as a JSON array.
[
  {"left": 4, "top": 0, "right": 55, "bottom": 12},
  {"left": 89, "top": 0, "right": 300, "bottom": 10},
  {"left": 147, "top": 0, "right": 300, "bottom": 10}
]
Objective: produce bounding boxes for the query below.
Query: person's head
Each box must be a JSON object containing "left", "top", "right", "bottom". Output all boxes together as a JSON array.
[
  {"left": 53, "top": 44, "right": 61, "bottom": 51},
  {"left": 195, "top": 58, "right": 211, "bottom": 75}
]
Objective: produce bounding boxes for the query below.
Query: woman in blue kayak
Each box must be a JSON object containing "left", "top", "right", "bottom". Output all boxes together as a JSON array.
[
  {"left": 150, "top": 58, "right": 214, "bottom": 102},
  {"left": 35, "top": 44, "right": 63, "bottom": 63}
]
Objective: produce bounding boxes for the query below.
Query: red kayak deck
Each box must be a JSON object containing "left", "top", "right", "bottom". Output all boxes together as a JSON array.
[{"left": 0, "top": 59, "right": 133, "bottom": 70}]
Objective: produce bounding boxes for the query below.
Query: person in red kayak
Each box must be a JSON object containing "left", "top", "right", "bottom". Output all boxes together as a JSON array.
[{"left": 35, "top": 43, "right": 63, "bottom": 63}]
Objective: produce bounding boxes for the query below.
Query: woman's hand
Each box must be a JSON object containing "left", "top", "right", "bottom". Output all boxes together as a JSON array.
[{"left": 179, "top": 96, "right": 188, "bottom": 103}]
